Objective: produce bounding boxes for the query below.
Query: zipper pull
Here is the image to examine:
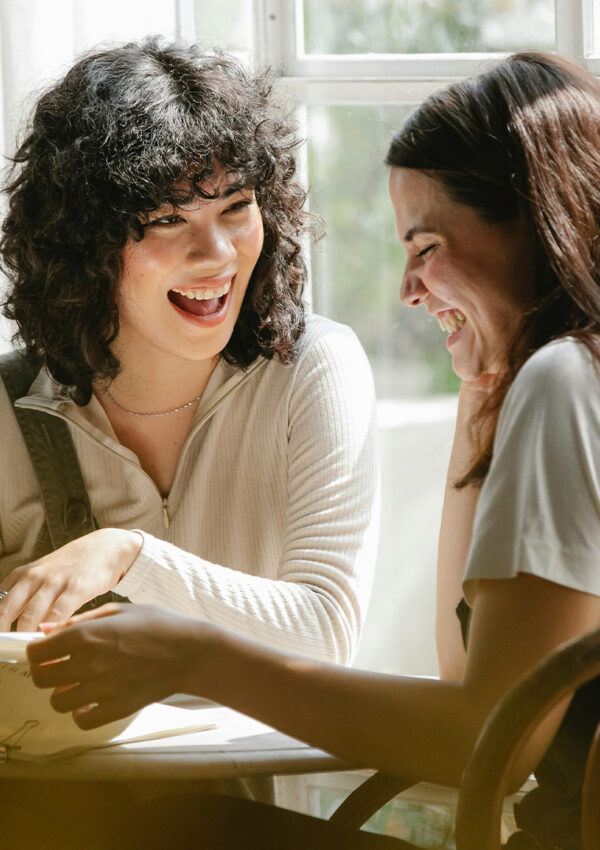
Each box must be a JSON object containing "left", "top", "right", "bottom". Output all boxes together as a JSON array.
[{"left": 162, "top": 498, "right": 170, "bottom": 530}]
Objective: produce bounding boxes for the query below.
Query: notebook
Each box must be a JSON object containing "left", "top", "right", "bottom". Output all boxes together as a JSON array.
[{"left": 0, "top": 633, "right": 216, "bottom": 762}]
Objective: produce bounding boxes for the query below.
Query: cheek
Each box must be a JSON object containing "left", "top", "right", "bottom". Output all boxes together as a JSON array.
[
  {"left": 239, "top": 211, "right": 264, "bottom": 264},
  {"left": 122, "top": 238, "right": 179, "bottom": 283},
  {"left": 426, "top": 258, "right": 457, "bottom": 301}
]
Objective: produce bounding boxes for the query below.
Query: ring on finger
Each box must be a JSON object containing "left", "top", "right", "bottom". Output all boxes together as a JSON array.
[{"left": 0, "top": 589, "right": 8, "bottom": 603}]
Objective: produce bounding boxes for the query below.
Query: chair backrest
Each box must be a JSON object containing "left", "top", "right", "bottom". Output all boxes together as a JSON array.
[
  {"left": 582, "top": 719, "right": 600, "bottom": 850},
  {"left": 455, "top": 626, "right": 600, "bottom": 850}
]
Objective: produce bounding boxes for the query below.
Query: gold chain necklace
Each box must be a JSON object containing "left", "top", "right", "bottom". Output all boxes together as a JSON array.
[{"left": 105, "top": 388, "right": 203, "bottom": 417}]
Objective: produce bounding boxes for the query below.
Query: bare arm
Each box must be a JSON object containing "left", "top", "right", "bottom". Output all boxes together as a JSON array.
[
  {"left": 436, "top": 382, "right": 485, "bottom": 680},
  {"left": 29, "top": 574, "right": 600, "bottom": 790}
]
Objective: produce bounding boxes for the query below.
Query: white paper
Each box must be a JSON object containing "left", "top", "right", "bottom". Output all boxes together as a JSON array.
[
  {"left": 0, "top": 632, "right": 43, "bottom": 663},
  {"left": 0, "top": 658, "right": 216, "bottom": 760}
]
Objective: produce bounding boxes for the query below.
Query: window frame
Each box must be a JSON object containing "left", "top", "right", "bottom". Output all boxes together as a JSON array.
[{"left": 255, "top": 0, "right": 589, "bottom": 80}]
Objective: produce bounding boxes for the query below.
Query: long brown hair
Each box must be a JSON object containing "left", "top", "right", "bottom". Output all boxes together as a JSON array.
[{"left": 387, "top": 52, "right": 600, "bottom": 486}]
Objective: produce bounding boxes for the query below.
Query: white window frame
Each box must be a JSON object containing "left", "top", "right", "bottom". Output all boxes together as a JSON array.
[{"left": 255, "top": 0, "right": 588, "bottom": 81}]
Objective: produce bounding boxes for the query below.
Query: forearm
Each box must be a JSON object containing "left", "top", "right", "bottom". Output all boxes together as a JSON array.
[
  {"left": 117, "top": 533, "right": 364, "bottom": 663},
  {"left": 436, "top": 384, "right": 482, "bottom": 679},
  {"left": 185, "top": 624, "right": 480, "bottom": 788}
]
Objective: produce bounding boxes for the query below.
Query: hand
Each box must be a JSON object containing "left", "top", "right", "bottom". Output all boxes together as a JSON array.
[
  {"left": 0, "top": 528, "right": 143, "bottom": 632},
  {"left": 28, "top": 603, "right": 206, "bottom": 728}
]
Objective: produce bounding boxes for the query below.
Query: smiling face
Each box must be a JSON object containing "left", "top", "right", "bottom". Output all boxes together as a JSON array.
[
  {"left": 389, "top": 167, "right": 534, "bottom": 382},
  {"left": 115, "top": 167, "right": 264, "bottom": 369}
]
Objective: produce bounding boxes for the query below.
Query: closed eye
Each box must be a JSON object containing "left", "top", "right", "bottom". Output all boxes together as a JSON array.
[
  {"left": 146, "top": 213, "right": 185, "bottom": 228},
  {"left": 417, "top": 244, "right": 438, "bottom": 258},
  {"left": 223, "top": 199, "right": 253, "bottom": 215}
]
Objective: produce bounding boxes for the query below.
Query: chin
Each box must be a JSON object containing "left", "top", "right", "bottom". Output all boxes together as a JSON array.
[{"left": 451, "top": 360, "right": 483, "bottom": 383}]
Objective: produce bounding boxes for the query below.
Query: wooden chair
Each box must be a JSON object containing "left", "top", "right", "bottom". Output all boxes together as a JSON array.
[
  {"left": 328, "top": 626, "right": 600, "bottom": 849},
  {"left": 456, "top": 625, "right": 600, "bottom": 850}
]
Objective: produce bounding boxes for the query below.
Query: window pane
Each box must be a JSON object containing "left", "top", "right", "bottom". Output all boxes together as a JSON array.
[
  {"left": 308, "top": 104, "right": 459, "bottom": 399},
  {"left": 589, "top": 0, "right": 600, "bottom": 56},
  {"left": 192, "top": 0, "right": 255, "bottom": 58},
  {"left": 302, "top": 0, "right": 555, "bottom": 55}
]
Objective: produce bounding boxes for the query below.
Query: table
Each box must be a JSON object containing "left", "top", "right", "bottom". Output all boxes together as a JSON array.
[{"left": 0, "top": 698, "right": 349, "bottom": 782}]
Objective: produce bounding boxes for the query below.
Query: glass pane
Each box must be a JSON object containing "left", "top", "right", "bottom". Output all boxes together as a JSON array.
[
  {"left": 589, "top": 0, "right": 600, "bottom": 57},
  {"left": 308, "top": 103, "right": 458, "bottom": 681},
  {"left": 302, "top": 0, "right": 555, "bottom": 55},
  {"left": 307, "top": 104, "right": 460, "bottom": 399},
  {"left": 193, "top": 0, "right": 255, "bottom": 57}
]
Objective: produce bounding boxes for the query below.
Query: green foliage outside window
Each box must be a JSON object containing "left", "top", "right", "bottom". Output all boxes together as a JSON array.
[
  {"left": 302, "top": 0, "right": 555, "bottom": 55},
  {"left": 308, "top": 103, "right": 460, "bottom": 398}
]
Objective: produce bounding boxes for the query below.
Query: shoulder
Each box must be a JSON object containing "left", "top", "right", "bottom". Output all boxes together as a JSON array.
[
  {"left": 296, "top": 313, "right": 367, "bottom": 358},
  {"left": 465, "top": 336, "right": 600, "bottom": 599},
  {"left": 489, "top": 336, "right": 600, "bottom": 474},
  {"left": 291, "top": 313, "right": 373, "bottom": 390},
  {"left": 512, "top": 336, "right": 596, "bottom": 394},
  {"left": 244, "top": 315, "right": 375, "bottom": 412},
  {"left": 500, "top": 337, "right": 598, "bottom": 426}
]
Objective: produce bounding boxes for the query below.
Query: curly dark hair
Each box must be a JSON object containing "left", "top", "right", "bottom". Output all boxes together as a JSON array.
[
  {"left": 1, "top": 38, "right": 310, "bottom": 404},
  {"left": 387, "top": 51, "right": 600, "bottom": 486}
]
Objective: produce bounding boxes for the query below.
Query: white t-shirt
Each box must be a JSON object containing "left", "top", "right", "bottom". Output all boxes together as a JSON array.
[{"left": 464, "top": 337, "right": 600, "bottom": 602}]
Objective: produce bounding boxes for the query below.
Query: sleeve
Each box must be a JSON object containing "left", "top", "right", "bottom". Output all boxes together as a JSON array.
[
  {"left": 463, "top": 339, "right": 600, "bottom": 604},
  {"left": 115, "top": 322, "right": 380, "bottom": 665}
]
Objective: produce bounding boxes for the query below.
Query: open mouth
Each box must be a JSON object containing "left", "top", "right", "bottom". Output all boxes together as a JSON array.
[
  {"left": 437, "top": 309, "right": 466, "bottom": 335},
  {"left": 168, "top": 278, "right": 232, "bottom": 318}
]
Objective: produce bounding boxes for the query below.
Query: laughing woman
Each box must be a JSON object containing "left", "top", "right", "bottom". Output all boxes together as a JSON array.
[
  {"left": 30, "top": 52, "right": 600, "bottom": 850},
  {"left": 0, "top": 39, "right": 378, "bottom": 662}
]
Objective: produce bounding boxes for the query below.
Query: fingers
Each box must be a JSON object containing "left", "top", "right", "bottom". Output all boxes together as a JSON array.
[
  {"left": 0, "top": 531, "right": 127, "bottom": 631},
  {"left": 30, "top": 657, "right": 83, "bottom": 689},
  {"left": 51, "top": 682, "right": 102, "bottom": 714},
  {"left": 45, "top": 676, "right": 142, "bottom": 730},
  {"left": 38, "top": 603, "right": 123, "bottom": 635},
  {"left": 28, "top": 605, "right": 126, "bottom": 665},
  {"left": 58, "top": 602, "right": 125, "bottom": 627},
  {"left": 27, "top": 624, "right": 83, "bottom": 664},
  {"left": 0, "top": 569, "right": 72, "bottom": 632},
  {"left": 73, "top": 699, "right": 141, "bottom": 731},
  {"left": 17, "top": 593, "right": 80, "bottom": 633},
  {"left": 0, "top": 570, "right": 32, "bottom": 631}
]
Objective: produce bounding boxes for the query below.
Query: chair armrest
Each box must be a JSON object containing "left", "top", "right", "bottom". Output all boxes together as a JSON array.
[
  {"left": 456, "top": 626, "right": 600, "bottom": 850},
  {"left": 328, "top": 772, "right": 415, "bottom": 829}
]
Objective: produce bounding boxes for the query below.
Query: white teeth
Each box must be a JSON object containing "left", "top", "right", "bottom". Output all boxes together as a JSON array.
[
  {"left": 437, "top": 310, "right": 466, "bottom": 335},
  {"left": 171, "top": 280, "right": 231, "bottom": 301}
]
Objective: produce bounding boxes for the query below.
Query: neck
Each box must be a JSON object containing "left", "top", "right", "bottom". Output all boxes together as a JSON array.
[{"left": 94, "top": 348, "right": 219, "bottom": 417}]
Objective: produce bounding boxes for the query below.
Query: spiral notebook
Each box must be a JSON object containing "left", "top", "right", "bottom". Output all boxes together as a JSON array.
[{"left": 0, "top": 633, "right": 216, "bottom": 762}]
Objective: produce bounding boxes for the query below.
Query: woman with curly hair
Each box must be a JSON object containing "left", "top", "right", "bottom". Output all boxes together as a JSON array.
[{"left": 0, "top": 39, "right": 378, "bottom": 661}]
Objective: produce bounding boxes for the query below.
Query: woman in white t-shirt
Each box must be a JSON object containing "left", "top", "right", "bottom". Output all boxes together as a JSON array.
[{"left": 30, "top": 52, "right": 600, "bottom": 849}]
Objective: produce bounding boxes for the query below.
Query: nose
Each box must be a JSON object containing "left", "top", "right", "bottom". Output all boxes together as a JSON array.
[
  {"left": 187, "top": 220, "right": 236, "bottom": 268},
  {"left": 399, "top": 266, "right": 428, "bottom": 307}
]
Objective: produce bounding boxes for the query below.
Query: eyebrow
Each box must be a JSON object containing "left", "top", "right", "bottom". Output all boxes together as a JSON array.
[
  {"left": 220, "top": 183, "right": 249, "bottom": 198},
  {"left": 403, "top": 224, "right": 439, "bottom": 242}
]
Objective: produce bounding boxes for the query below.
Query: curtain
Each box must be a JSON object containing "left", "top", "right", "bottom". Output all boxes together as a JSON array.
[{"left": 0, "top": 0, "right": 183, "bottom": 349}]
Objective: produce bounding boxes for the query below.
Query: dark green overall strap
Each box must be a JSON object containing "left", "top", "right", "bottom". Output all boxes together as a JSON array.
[
  {"left": 0, "top": 350, "right": 128, "bottom": 613},
  {"left": 0, "top": 350, "right": 96, "bottom": 551}
]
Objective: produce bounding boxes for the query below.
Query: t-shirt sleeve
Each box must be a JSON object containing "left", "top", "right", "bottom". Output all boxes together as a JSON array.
[{"left": 463, "top": 339, "right": 600, "bottom": 604}]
